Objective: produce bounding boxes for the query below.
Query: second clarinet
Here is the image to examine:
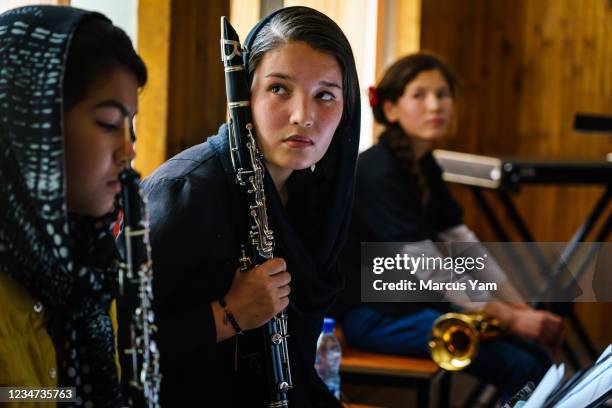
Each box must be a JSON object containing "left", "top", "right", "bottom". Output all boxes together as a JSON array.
[
  {"left": 220, "top": 16, "right": 294, "bottom": 408},
  {"left": 117, "top": 120, "right": 162, "bottom": 408}
]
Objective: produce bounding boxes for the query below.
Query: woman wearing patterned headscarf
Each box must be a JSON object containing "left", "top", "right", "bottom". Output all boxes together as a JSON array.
[{"left": 0, "top": 6, "right": 146, "bottom": 407}]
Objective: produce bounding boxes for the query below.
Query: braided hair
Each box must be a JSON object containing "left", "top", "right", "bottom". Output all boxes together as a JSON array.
[{"left": 371, "top": 53, "right": 456, "bottom": 205}]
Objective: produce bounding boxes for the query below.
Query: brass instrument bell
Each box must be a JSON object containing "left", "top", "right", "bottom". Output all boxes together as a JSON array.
[{"left": 428, "top": 312, "right": 502, "bottom": 371}]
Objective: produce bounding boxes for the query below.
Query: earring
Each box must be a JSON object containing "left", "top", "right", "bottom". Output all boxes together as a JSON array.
[{"left": 310, "top": 164, "right": 316, "bottom": 172}]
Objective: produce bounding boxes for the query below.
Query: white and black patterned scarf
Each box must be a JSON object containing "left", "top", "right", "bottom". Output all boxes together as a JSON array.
[{"left": 0, "top": 6, "right": 123, "bottom": 407}]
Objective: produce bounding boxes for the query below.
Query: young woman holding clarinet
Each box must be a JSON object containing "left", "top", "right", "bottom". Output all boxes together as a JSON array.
[{"left": 143, "top": 6, "right": 360, "bottom": 407}]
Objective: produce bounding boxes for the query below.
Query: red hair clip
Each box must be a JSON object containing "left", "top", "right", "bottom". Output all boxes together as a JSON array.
[{"left": 368, "top": 86, "right": 378, "bottom": 108}]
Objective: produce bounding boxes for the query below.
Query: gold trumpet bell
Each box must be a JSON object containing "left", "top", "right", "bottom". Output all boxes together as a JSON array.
[{"left": 428, "top": 313, "right": 497, "bottom": 371}]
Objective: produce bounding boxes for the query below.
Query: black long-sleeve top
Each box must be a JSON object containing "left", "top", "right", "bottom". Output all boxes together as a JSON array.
[
  {"left": 142, "top": 127, "right": 354, "bottom": 407},
  {"left": 335, "top": 137, "right": 464, "bottom": 319}
]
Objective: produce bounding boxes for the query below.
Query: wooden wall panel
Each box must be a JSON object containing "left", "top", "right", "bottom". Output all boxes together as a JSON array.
[
  {"left": 419, "top": 0, "right": 612, "bottom": 349},
  {"left": 166, "top": 0, "right": 229, "bottom": 158},
  {"left": 136, "top": 0, "right": 171, "bottom": 176},
  {"left": 421, "top": 0, "right": 611, "bottom": 242},
  {"left": 393, "top": 0, "right": 422, "bottom": 60},
  {"left": 136, "top": 0, "right": 229, "bottom": 175}
]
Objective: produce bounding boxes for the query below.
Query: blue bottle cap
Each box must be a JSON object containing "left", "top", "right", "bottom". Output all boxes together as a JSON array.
[{"left": 322, "top": 317, "right": 335, "bottom": 333}]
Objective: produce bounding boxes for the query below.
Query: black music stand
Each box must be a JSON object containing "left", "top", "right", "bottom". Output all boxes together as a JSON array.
[
  {"left": 468, "top": 182, "right": 610, "bottom": 366},
  {"left": 435, "top": 116, "right": 611, "bottom": 407},
  {"left": 433, "top": 148, "right": 611, "bottom": 369}
]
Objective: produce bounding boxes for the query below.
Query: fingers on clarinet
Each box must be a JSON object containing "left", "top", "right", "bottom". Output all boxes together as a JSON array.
[
  {"left": 266, "top": 257, "right": 287, "bottom": 274},
  {"left": 278, "top": 284, "right": 291, "bottom": 298},
  {"left": 273, "top": 271, "right": 291, "bottom": 287}
]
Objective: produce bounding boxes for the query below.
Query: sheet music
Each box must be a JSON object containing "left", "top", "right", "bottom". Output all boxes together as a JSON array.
[
  {"left": 523, "top": 364, "right": 565, "bottom": 408},
  {"left": 554, "top": 345, "right": 612, "bottom": 408}
]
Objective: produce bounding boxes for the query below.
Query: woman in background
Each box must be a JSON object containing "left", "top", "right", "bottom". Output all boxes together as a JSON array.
[
  {"left": 336, "top": 53, "right": 563, "bottom": 401},
  {"left": 0, "top": 6, "right": 146, "bottom": 407}
]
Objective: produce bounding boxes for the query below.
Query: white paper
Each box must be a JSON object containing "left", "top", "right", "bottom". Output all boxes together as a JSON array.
[
  {"left": 596, "top": 345, "right": 611, "bottom": 364},
  {"left": 554, "top": 345, "right": 612, "bottom": 408},
  {"left": 523, "top": 363, "right": 565, "bottom": 408}
]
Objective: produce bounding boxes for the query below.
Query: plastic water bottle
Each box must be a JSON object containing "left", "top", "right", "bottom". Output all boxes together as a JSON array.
[{"left": 315, "top": 317, "right": 342, "bottom": 399}]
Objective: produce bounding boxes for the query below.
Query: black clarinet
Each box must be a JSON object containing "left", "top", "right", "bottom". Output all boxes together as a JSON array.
[
  {"left": 117, "top": 131, "right": 162, "bottom": 408},
  {"left": 220, "top": 16, "right": 293, "bottom": 407}
]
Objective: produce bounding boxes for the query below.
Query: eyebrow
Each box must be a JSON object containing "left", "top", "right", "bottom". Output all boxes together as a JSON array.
[
  {"left": 92, "top": 100, "right": 136, "bottom": 117},
  {"left": 265, "top": 73, "right": 342, "bottom": 89}
]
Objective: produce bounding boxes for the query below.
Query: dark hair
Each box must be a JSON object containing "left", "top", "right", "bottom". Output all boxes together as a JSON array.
[
  {"left": 246, "top": 7, "right": 360, "bottom": 251},
  {"left": 63, "top": 17, "right": 147, "bottom": 110},
  {"left": 373, "top": 53, "right": 456, "bottom": 204},
  {"left": 247, "top": 6, "right": 359, "bottom": 136}
]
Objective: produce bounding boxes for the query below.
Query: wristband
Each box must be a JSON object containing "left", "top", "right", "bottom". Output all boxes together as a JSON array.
[{"left": 219, "top": 297, "right": 244, "bottom": 336}]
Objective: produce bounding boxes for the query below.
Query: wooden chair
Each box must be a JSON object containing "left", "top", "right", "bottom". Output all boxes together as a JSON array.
[{"left": 336, "top": 328, "right": 451, "bottom": 408}]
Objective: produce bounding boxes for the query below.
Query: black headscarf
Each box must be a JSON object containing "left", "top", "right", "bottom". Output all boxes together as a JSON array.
[
  {"left": 140, "top": 7, "right": 360, "bottom": 405},
  {"left": 240, "top": 6, "right": 361, "bottom": 315},
  {"left": 0, "top": 6, "right": 122, "bottom": 407}
]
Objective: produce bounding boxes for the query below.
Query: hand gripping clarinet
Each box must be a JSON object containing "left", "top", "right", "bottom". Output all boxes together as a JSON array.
[
  {"left": 117, "top": 120, "right": 162, "bottom": 408},
  {"left": 220, "top": 16, "right": 293, "bottom": 408}
]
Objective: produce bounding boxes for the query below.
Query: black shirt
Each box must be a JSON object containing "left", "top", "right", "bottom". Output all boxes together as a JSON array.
[
  {"left": 142, "top": 130, "right": 346, "bottom": 407},
  {"left": 335, "top": 137, "right": 463, "bottom": 319}
]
